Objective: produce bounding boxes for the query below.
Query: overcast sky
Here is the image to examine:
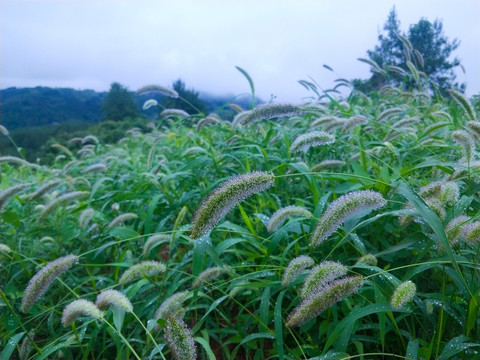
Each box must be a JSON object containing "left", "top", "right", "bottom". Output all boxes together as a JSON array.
[{"left": 1, "top": 0, "right": 479, "bottom": 102}]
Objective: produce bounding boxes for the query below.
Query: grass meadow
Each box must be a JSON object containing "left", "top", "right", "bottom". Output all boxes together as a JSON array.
[{"left": 1, "top": 61, "right": 480, "bottom": 359}]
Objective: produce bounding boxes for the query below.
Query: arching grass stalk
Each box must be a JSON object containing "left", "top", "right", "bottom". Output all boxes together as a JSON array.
[
  {"left": 100, "top": 317, "right": 143, "bottom": 360},
  {"left": 0, "top": 290, "right": 43, "bottom": 355},
  {"left": 130, "top": 311, "right": 167, "bottom": 360}
]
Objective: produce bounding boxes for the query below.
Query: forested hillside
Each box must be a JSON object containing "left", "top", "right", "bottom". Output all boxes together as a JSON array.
[
  {"left": 0, "top": 85, "right": 256, "bottom": 163},
  {"left": 0, "top": 87, "right": 106, "bottom": 130}
]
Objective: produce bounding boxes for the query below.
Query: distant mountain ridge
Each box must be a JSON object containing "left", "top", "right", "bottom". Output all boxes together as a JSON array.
[
  {"left": 0, "top": 86, "right": 255, "bottom": 131},
  {"left": 0, "top": 86, "right": 108, "bottom": 130}
]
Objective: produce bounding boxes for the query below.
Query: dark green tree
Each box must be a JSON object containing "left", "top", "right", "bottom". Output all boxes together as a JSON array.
[
  {"left": 408, "top": 19, "right": 461, "bottom": 91},
  {"left": 102, "top": 82, "right": 138, "bottom": 121},
  {"left": 354, "top": 7, "right": 462, "bottom": 93},
  {"left": 162, "top": 79, "right": 207, "bottom": 115}
]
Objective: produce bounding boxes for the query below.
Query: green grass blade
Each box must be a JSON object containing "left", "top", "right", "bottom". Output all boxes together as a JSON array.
[
  {"left": 274, "top": 290, "right": 286, "bottom": 360},
  {"left": 194, "top": 336, "right": 216, "bottom": 360},
  {"left": 235, "top": 66, "right": 255, "bottom": 108},
  {"left": 1, "top": 332, "right": 25, "bottom": 360}
]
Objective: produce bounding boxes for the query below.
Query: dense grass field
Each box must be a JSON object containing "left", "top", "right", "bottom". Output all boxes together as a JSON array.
[{"left": 1, "top": 67, "right": 480, "bottom": 359}]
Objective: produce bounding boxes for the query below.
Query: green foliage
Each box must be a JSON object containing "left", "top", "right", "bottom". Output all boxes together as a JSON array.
[
  {"left": 162, "top": 79, "right": 208, "bottom": 115},
  {"left": 355, "top": 7, "right": 463, "bottom": 94},
  {"left": 2, "top": 69, "right": 480, "bottom": 360},
  {"left": 0, "top": 87, "right": 105, "bottom": 130},
  {"left": 102, "top": 82, "right": 139, "bottom": 122}
]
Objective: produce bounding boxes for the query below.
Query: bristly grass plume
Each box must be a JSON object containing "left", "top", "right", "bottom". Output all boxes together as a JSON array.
[
  {"left": 300, "top": 261, "right": 348, "bottom": 299},
  {"left": 154, "top": 291, "right": 189, "bottom": 323},
  {"left": 22, "top": 254, "right": 78, "bottom": 312},
  {"left": 119, "top": 261, "right": 166, "bottom": 285},
  {"left": 107, "top": 213, "right": 139, "bottom": 228},
  {"left": 95, "top": 289, "right": 133, "bottom": 312},
  {"left": 38, "top": 191, "right": 90, "bottom": 221},
  {"left": 137, "top": 85, "right": 179, "bottom": 98},
  {"left": 286, "top": 276, "right": 363, "bottom": 327},
  {"left": 190, "top": 171, "right": 275, "bottom": 239},
  {"left": 192, "top": 266, "right": 228, "bottom": 288},
  {"left": 237, "top": 103, "right": 302, "bottom": 126},
  {"left": 290, "top": 131, "right": 335, "bottom": 153},
  {"left": 390, "top": 280, "right": 416, "bottom": 309},
  {"left": 282, "top": 256, "right": 314, "bottom": 286},
  {"left": 61, "top": 299, "right": 104, "bottom": 327},
  {"left": 0, "top": 183, "right": 30, "bottom": 211},
  {"left": 267, "top": 205, "right": 312, "bottom": 233},
  {"left": 310, "top": 190, "right": 387, "bottom": 246},
  {"left": 164, "top": 316, "right": 197, "bottom": 360}
]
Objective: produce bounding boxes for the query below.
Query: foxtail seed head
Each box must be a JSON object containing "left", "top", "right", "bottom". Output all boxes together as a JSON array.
[
  {"left": 286, "top": 275, "right": 363, "bottom": 327},
  {"left": 342, "top": 115, "right": 368, "bottom": 133},
  {"left": 282, "top": 256, "right": 314, "bottom": 286},
  {"left": 143, "top": 234, "right": 171, "bottom": 257},
  {"left": 446, "top": 215, "right": 470, "bottom": 246},
  {"left": 0, "top": 156, "right": 41, "bottom": 169},
  {"left": 0, "top": 125, "right": 9, "bottom": 135},
  {"left": 356, "top": 253, "right": 378, "bottom": 266},
  {"left": 239, "top": 103, "right": 302, "bottom": 126},
  {"left": 290, "top": 131, "right": 335, "bottom": 153},
  {"left": 84, "top": 163, "right": 107, "bottom": 173},
  {"left": 107, "top": 213, "right": 138, "bottom": 228},
  {"left": 19, "top": 330, "right": 34, "bottom": 360},
  {"left": 0, "top": 183, "right": 30, "bottom": 211},
  {"left": 95, "top": 289, "right": 133, "bottom": 312},
  {"left": 137, "top": 85, "right": 179, "bottom": 98},
  {"left": 300, "top": 261, "right": 348, "bottom": 299},
  {"left": 311, "top": 160, "right": 346, "bottom": 172},
  {"left": 390, "top": 280, "right": 416, "bottom": 309},
  {"left": 22, "top": 254, "right": 78, "bottom": 312},
  {"left": 452, "top": 130, "right": 475, "bottom": 163},
  {"left": 119, "top": 261, "right": 166, "bottom": 285},
  {"left": 0, "top": 244, "right": 11, "bottom": 253},
  {"left": 154, "top": 291, "right": 189, "bottom": 323},
  {"left": 61, "top": 299, "right": 103, "bottom": 327},
  {"left": 143, "top": 99, "right": 158, "bottom": 110},
  {"left": 160, "top": 109, "right": 189, "bottom": 118},
  {"left": 190, "top": 171, "right": 275, "bottom": 239},
  {"left": 38, "top": 191, "right": 90, "bottom": 221},
  {"left": 27, "top": 180, "right": 61, "bottom": 201},
  {"left": 467, "top": 121, "right": 480, "bottom": 144},
  {"left": 267, "top": 206, "right": 312, "bottom": 233},
  {"left": 164, "top": 316, "right": 197, "bottom": 360},
  {"left": 448, "top": 89, "right": 476, "bottom": 121},
  {"left": 464, "top": 221, "right": 480, "bottom": 243},
  {"left": 310, "top": 190, "right": 387, "bottom": 247},
  {"left": 192, "top": 267, "right": 227, "bottom": 288},
  {"left": 78, "top": 208, "right": 95, "bottom": 228}
]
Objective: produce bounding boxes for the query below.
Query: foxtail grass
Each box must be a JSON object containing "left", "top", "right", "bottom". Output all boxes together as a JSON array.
[
  {"left": 22, "top": 254, "right": 78, "bottom": 312},
  {"left": 0, "top": 183, "right": 30, "bottom": 211},
  {"left": 61, "top": 299, "right": 104, "bottom": 327},
  {"left": 286, "top": 276, "right": 363, "bottom": 327},
  {"left": 310, "top": 190, "right": 387, "bottom": 246},
  {"left": 267, "top": 206, "right": 312, "bottom": 232},
  {"left": 137, "top": 85, "right": 179, "bottom": 98},
  {"left": 282, "top": 256, "right": 314, "bottom": 286},
  {"left": 190, "top": 171, "right": 275, "bottom": 239},
  {"left": 390, "top": 280, "right": 416, "bottom": 309},
  {"left": 290, "top": 131, "right": 335, "bottom": 153},
  {"left": 119, "top": 261, "right": 166, "bottom": 285},
  {"left": 164, "top": 316, "right": 197, "bottom": 360},
  {"left": 95, "top": 289, "right": 133, "bottom": 312},
  {"left": 38, "top": 191, "right": 90, "bottom": 221}
]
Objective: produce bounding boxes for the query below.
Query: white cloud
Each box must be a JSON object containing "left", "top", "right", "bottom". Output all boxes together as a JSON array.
[{"left": 1, "top": 0, "right": 479, "bottom": 101}]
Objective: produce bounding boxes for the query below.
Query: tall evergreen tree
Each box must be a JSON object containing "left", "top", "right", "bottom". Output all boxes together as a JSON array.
[
  {"left": 354, "top": 7, "right": 463, "bottom": 93},
  {"left": 162, "top": 79, "right": 207, "bottom": 115},
  {"left": 102, "top": 82, "right": 138, "bottom": 121}
]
